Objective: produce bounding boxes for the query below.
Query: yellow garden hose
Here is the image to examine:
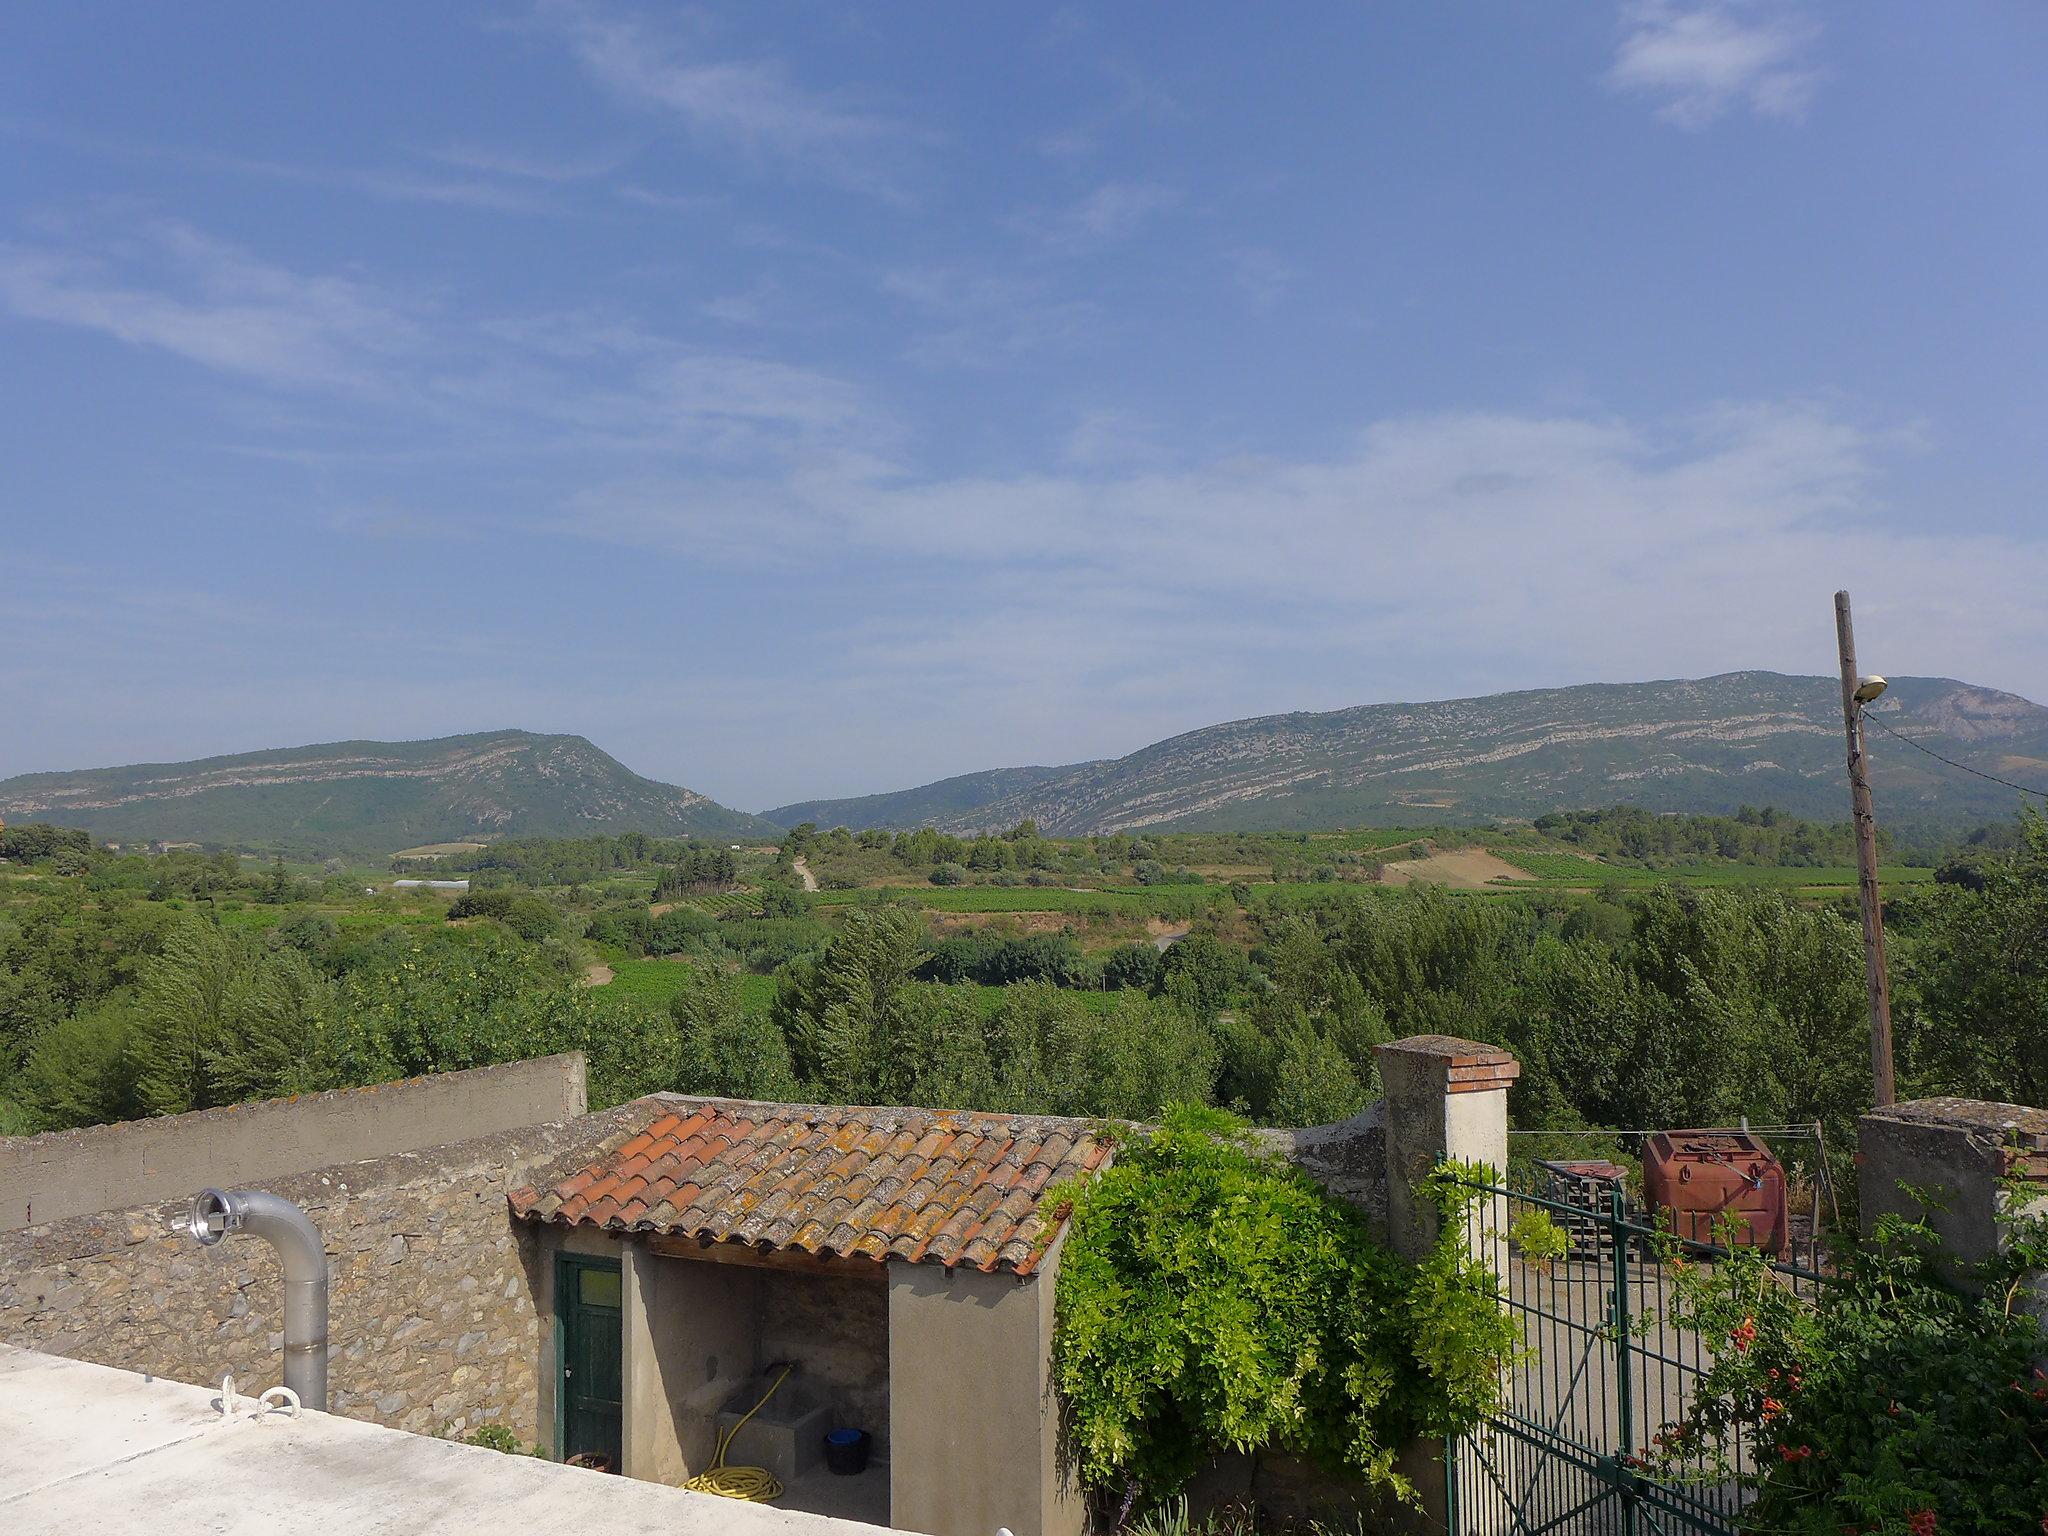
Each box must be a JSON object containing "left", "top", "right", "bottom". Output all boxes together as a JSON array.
[{"left": 682, "top": 1364, "right": 792, "bottom": 1502}]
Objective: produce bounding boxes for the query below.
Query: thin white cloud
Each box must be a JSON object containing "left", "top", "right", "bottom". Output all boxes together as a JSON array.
[
  {"left": 1018, "top": 181, "right": 1178, "bottom": 256},
  {"left": 553, "top": 402, "right": 2048, "bottom": 756},
  {"left": 1607, "top": 2, "right": 1823, "bottom": 129},
  {"left": 5, "top": 120, "right": 561, "bottom": 213},
  {"left": 1226, "top": 247, "right": 1293, "bottom": 315},
  {"left": 1061, "top": 409, "right": 1168, "bottom": 470},
  {"left": 881, "top": 266, "right": 1102, "bottom": 369},
  {"left": 537, "top": 0, "right": 918, "bottom": 200},
  {"left": 429, "top": 141, "right": 632, "bottom": 183},
  {"left": 0, "top": 221, "right": 417, "bottom": 389}
]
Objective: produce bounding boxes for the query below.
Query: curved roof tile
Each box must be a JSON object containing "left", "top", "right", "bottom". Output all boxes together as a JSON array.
[{"left": 508, "top": 1095, "right": 1108, "bottom": 1275}]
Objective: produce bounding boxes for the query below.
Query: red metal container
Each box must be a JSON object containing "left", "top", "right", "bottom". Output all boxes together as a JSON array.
[{"left": 1643, "top": 1130, "right": 1789, "bottom": 1258}]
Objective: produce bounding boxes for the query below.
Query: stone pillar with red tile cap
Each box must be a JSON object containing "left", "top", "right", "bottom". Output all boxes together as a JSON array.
[
  {"left": 1374, "top": 1034, "right": 1519, "bottom": 1536},
  {"left": 1374, "top": 1035, "right": 1519, "bottom": 1264}
]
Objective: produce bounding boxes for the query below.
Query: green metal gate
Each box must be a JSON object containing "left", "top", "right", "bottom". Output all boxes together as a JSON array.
[{"left": 1447, "top": 1176, "right": 1824, "bottom": 1536}]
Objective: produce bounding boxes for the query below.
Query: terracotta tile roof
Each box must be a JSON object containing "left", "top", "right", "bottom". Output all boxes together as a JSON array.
[{"left": 508, "top": 1096, "right": 1110, "bottom": 1275}]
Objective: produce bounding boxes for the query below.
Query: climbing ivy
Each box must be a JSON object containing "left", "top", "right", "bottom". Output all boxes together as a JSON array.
[{"left": 1050, "top": 1105, "right": 1515, "bottom": 1516}]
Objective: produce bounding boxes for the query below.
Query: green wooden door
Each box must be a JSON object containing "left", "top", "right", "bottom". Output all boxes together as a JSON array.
[{"left": 556, "top": 1254, "right": 622, "bottom": 1467}]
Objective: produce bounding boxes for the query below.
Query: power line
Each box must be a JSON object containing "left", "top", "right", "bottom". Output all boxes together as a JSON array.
[{"left": 1861, "top": 707, "right": 2048, "bottom": 798}]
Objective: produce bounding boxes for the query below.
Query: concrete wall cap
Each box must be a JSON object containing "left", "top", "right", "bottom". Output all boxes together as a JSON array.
[
  {"left": 1863, "top": 1096, "right": 2048, "bottom": 1147},
  {"left": 1374, "top": 1035, "right": 1519, "bottom": 1070}
]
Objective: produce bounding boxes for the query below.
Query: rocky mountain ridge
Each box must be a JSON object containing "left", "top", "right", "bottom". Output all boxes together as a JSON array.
[
  {"left": 767, "top": 672, "right": 2048, "bottom": 834},
  {"left": 0, "top": 731, "right": 776, "bottom": 851}
]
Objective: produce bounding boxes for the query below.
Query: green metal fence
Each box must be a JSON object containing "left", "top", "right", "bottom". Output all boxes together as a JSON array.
[{"left": 1447, "top": 1175, "right": 1827, "bottom": 1536}]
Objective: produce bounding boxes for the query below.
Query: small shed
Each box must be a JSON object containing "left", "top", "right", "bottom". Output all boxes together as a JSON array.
[{"left": 509, "top": 1096, "right": 1105, "bottom": 1536}]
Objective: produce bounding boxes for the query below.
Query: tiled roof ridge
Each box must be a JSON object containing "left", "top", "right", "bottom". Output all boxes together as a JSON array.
[{"left": 641, "top": 1091, "right": 1105, "bottom": 1134}]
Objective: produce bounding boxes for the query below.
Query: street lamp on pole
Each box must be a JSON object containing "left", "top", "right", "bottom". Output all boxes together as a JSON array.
[{"left": 1835, "top": 591, "right": 1895, "bottom": 1107}]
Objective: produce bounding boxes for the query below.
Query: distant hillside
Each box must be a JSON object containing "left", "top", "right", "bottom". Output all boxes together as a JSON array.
[
  {"left": 766, "top": 763, "right": 1093, "bottom": 832},
  {"left": 765, "top": 673, "right": 2048, "bottom": 834},
  {"left": 0, "top": 731, "right": 778, "bottom": 851}
]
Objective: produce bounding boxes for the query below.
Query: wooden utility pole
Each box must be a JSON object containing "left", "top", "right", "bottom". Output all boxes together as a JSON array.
[{"left": 1834, "top": 590, "right": 1896, "bottom": 1106}]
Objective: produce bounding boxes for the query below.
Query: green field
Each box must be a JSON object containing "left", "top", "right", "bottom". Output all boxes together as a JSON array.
[
  {"left": 602, "top": 959, "right": 780, "bottom": 1012},
  {"left": 213, "top": 902, "right": 446, "bottom": 932},
  {"left": 1494, "top": 853, "right": 1936, "bottom": 889},
  {"left": 812, "top": 885, "right": 1142, "bottom": 915},
  {"left": 665, "top": 889, "right": 765, "bottom": 917}
]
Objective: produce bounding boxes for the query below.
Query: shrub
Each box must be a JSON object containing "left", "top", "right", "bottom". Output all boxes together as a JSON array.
[
  {"left": 500, "top": 894, "right": 560, "bottom": 943},
  {"left": 1098, "top": 942, "right": 1162, "bottom": 992},
  {"left": 464, "top": 1423, "right": 540, "bottom": 1456},
  {"left": 448, "top": 887, "right": 515, "bottom": 921},
  {"left": 929, "top": 862, "right": 967, "bottom": 886},
  {"left": 1053, "top": 1108, "right": 1515, "bottom": 1516},
  {"left": 1655, "top": 1193, "right": 2048, "bottom": 1534}
]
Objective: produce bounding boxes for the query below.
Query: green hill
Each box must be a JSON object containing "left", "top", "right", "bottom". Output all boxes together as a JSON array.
[
  {"left": 765, "top": 672, "right": 2048, "bottom": 834},
  {"left": 0, "top": 731, "right": 777, "bottom": 853}
]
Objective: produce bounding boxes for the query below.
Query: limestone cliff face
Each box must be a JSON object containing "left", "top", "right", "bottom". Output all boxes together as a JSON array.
[{"left": 773, "top": 672, "right": 2048, "bottom": 834}]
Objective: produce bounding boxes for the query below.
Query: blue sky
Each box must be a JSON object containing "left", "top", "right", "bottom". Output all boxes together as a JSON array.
[{"left": 3, "top": 3, "right": 2044, "bottom": 810}]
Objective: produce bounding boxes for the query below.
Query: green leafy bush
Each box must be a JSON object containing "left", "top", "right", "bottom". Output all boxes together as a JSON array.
[
  {"left": 1656, "top": 1191, "right": 2048, "bottom": 1534},
  {"left": 463, "top": 1422, "right": 540, "bottom": 1456},
  {"left": 1507, "top": 1208, "right": 1568, "bottom": 1270},
  {"left": 1052, "top": 1107, "right": 1515, "bottom": 1516}
]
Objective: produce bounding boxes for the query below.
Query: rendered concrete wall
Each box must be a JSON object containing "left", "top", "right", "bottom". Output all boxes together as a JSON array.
[
  {"left": 620, "top": 1243, "right": 764, "bottom": 1482},
  {"left": 556, "top": 1236, "right": 893, "bottom": 1488},
  {"left": 888, "top": 1241, "right": 1083, "bottom": 1536},
  {"left": 0, "top": 1100, "right": 641, "bottom": 1447},
  {"left": 0, "top": 1053, "right": 589, "bottom": 1230},
  {"left": 1859, "top": 1095, "right": 2048, "bottom": 1311}
]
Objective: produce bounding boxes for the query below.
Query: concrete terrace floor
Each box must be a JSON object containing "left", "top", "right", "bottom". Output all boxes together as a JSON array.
[
  {"left": 784, "top": 1461, "right": 893, "bottom": 1527},
  {"left": 0, "top": 1345, "right": 888, "bottom": 1536}
]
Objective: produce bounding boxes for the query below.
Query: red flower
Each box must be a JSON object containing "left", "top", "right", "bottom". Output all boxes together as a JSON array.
[
  {"left": 1730, "top": 1316, "right": 1758, "bottom": 1353},
  {"left": 1907, "top": 1510, "right": 1936, "bottom": 1536},
  {"left": 1777, "top": 1443, "right": 1812, "bottom": 1462}
]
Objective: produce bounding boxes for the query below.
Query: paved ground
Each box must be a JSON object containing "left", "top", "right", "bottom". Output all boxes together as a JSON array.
[
  {"left": 0, "top": 1346, "right": 886, "bottom": 1536},
  {"left": 1458, "top": 1257, "right": 1749, "bottom": 1535}
]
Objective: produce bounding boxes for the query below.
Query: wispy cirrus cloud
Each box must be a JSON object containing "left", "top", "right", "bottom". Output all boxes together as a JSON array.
[
  {"left": 552, "top": 399, "right": 2048, "bottom": 771},
  {"left": 1607, "top": 1, "right": 1823, "bottom": 129},
  {"left": 0, "top": 220, "right": 418, "bottom": 388},
  {"left": 427, "top": 140, "right": 634, "bottom": 183},
  {"left": 881, "top": 266, "right": 1103, "bottom": 369},
  {"left": 1017, "top": 181, "right": 1179, "bottom": 256},
  {"left": 3, "top": 119, "right": 566, "bottom": 214},
  {"left": 1225, "top": 247, "right": 1293, "bottom": 315},
  {"left": 535, "top": 0, "right": 921, "bottom": 200}
]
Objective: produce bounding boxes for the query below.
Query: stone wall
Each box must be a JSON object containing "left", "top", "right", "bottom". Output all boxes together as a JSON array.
[
  {"left": 757, "top": 1262, "right": 890, "bottom": 1451},
  {"left": 0, "top": 1053, "right": 589, "bottom": 1230},
  {"left": 1262, "top": 1098, "right": 1389, "bottom": 1235},
  {"left": 1859, "top": 1094, "right": 2048, "bottom": 1313},
  {"left": 0, "top": 1102, "right": 640, "bottom": 1446}
]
